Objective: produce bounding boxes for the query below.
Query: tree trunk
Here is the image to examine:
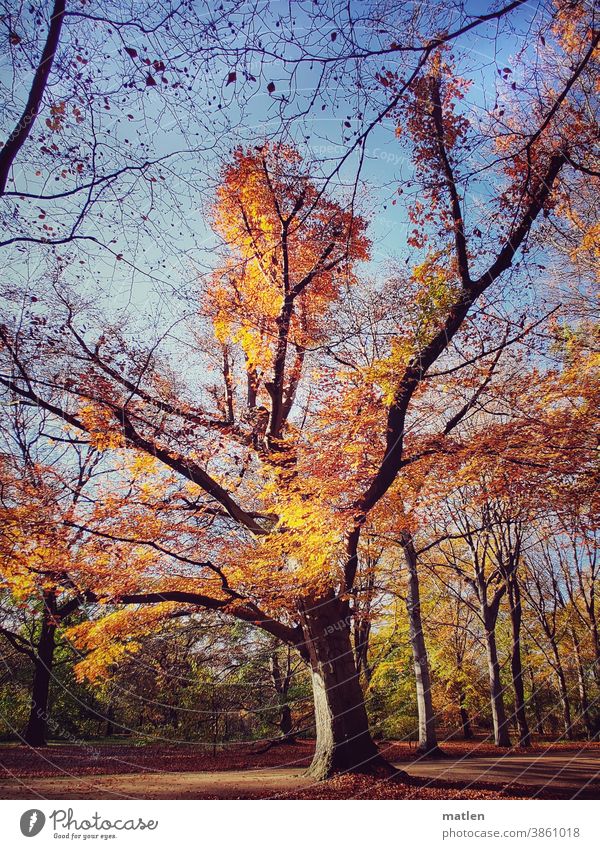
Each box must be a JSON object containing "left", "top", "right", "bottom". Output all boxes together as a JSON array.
[
  {"left": 550, "top": 642, "right": 573, "bottom": 740},
  {"left": 571, "top": 629, "right": 594, "bottom": 739},
  {"left": 401, "top": 535, "right": 442, "bottom": 756},
  {"left": 168, "top": 705, "right": 179, "bottom": 730},
  {"left": 483, "top": 612, "right": 511, "bottom": 747},
  {"left": 594, "top": 643, "right": 600, "bottom": 691},
  {"left": 279, "top": 703, "right": 294, "bottom": 739},
  {"left": 270, "top": 650, "right": 295, "bottom": 742},
  {"left": 528, "top": 666, "right": 544, "bottom": 735},
  {"left": 300, "top": 593, "right": 399, "bottom": 780},
  {"left": 104, "top": 702, "right": 115, "bottom": 737},
  {"left": 507, "top": 582, "right": 531, "bottom": 746},
  {"left": 23, "top": 602, "right": 57, "bottom": 747},
  {"left": 458, "top": 691, "right": 473, "bottom": 740},
  {"left": 354, "top": 615, "right": 372, "bottom": 686},
  {"left": 587, "top": 617, "right": 600, "bottom": 689}
]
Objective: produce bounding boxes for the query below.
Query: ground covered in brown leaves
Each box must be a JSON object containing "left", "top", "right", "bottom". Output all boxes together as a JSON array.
[
  {"left": 1, "top": 740, "right": 599, "bottom": 799},
  {"left": 0, "top": 739, "right": 314, "bottom": 778},
  {"left": 288, "top": 773, "right": 527, "bottom": 800},
  {"left": 1, "top": 738, "right": 597, "bottom": 779}
]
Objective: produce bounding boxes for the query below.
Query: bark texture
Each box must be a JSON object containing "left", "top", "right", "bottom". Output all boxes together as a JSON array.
[
  {"left": 507, "top": 580, "right": 532, "bottom": 746},
  {"left": 270, "top": 648, "right": 295, "bottom": 741},
  {"left": 483, "top": 609, "right": 511, "bottom": 747},
  {"left": 24, "top": 600, "right": 57, "bottom": 747},
  {"left": 300, "top": 594, "right": 397, "bottom": 779},
  {"left": 401, "top": 535, "right": 443, "bottom": 756}
]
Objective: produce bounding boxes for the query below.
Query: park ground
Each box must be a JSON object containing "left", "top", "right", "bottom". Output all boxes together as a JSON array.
[{"left": 1, "top": 740, "right": 600, "bottom": 800}]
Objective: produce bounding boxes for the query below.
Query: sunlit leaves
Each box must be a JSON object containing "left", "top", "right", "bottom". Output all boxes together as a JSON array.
[{"left": 67, "top": 604, "right": 179, "bottom": 682}]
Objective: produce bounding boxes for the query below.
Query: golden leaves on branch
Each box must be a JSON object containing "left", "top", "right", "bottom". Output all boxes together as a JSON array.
[
  {"left": 66, "top": 604, "right": 179, "bottom": 682},
  {"left": 206, "top": 143, "right": 370, "bottom": 376},
  {"left": 78, "top": 403, "right": 123, "bottom": 451}
]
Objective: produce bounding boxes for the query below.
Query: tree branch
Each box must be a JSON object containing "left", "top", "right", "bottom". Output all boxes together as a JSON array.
[{"left": 0, "top": 0, "right": 66, "bottom": 195}]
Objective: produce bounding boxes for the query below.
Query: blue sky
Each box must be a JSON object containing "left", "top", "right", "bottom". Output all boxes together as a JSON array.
[{"left": 1, "top": 0, "right": 554, "bottom": 329}]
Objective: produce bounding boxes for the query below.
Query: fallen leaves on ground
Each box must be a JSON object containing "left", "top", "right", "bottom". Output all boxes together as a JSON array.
[
  {"left": 1, "top": 740, "right": 599, "bottom": 799},
  {"left": 0, "top": 740, "right": 313, "bottom": 778},
  {"left": 287, "top": 774, "right": 526, "bottom": 800}
]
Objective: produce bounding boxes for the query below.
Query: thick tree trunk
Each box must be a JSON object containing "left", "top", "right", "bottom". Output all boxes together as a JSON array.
[
  {"left": 23, "top": 604, "right": 56, "bottom": 747},
  {"left": 300, "top": 594, "right": 399, "bottom": 780},
  {"left": 483, "top": 613, "right": 511, "bottom": 747},
  {"left": 507, "top": 583, "right": 531, "bottom": 746},
  {"left": 401, "top": 535, "right": 442, "bottom": 756}
]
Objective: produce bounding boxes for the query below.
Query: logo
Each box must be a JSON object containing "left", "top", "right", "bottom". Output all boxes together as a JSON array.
[{"left": 20, "top": 809, "right": 46, "bottom": 837}]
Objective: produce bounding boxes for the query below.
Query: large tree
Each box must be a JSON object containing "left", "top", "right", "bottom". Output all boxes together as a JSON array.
[{"left": 1, "top": 2, "right": 598, "bottom": 777}]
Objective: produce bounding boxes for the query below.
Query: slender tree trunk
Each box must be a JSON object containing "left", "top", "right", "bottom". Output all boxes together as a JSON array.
[
  {"left": 549, "top": 641, "right": 573, "bottom": 740},
  {"left": 483, "top": 611, "right": 511, "bottom": 747},
  {"left": 458, "top": 690, "right": 473, "bottom": 739},
  {"left": 507, "top": 582, "right": 531, "bottom": 746},
  {"left": 401, "top": 535, "right": 442, "bottom": 756},
  {"left": 354, "top": 616, "right": 372, "bottom": 686},
  {"left": 168, "top": 705, "right": 179, "bottom": 730},
  {"left": 587, "top": 616, "right": 600, "bottom": 688},
  {"left": 300, "top": 593, "right": 399, "bottom": 780},
  {"left": 270, "top": 651, "right": 295, "bottom": 742},
  {"left": 23, "top": 603, "right": 57, "bottom": 747},
  {"left": 246, "top": 363, "right": 258, "bottom": 409},
  {"left": 104, "top": 702, "right": 115, "bottom": 737},
  {"left": 279, "top": 703, "right": 294, "bottom": 739},
  {"left": 528, "top": 666, "right": 544, "bottom": 735},
  {"left": 571, "top": 629, "right": 593, "bottom": 739},
  {"left": 353, "top": 564, "right": 375, "bottom": 686}
]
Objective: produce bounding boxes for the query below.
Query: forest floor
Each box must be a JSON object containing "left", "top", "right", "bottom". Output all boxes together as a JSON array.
[{"left": 1, "top": 740, "right": 599, "bottom": 800}]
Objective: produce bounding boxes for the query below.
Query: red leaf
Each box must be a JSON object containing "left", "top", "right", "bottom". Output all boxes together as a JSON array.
[
  {"left": 226, "top": 71, "right": 237, "bottom": 86},
  {"left": 124, "top": 47, "right": 138, "bottom": 58},
  {"left": 267, "top": 81, "right": 275, "bottom": 93},
  {"left": 146, "top": 75, "right": 156, "bottom": 86}
]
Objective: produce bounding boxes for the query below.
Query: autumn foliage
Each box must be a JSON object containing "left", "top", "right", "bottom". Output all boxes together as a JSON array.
[{"left": 0, "top": 0, "right": 598, "bottom": 791}]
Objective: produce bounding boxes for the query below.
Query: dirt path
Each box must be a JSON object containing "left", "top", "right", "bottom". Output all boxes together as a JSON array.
[
  {"left": 1, "top": 751, "right": 598, "bottom": 799},
  {"left": 403, "top": 752, "right": 600, "bottom": 793}
]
